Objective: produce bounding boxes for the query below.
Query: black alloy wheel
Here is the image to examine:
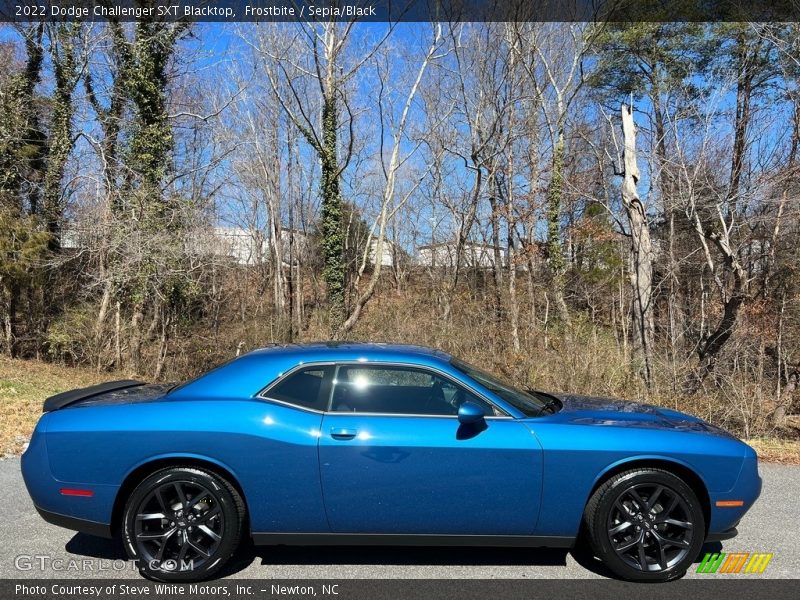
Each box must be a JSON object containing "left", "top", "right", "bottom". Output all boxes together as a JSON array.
[
  {"left": 584, "top": 468, "right": 706, "bottom": 582},
  {"left": 607, "top": 482, "right": 694, "bottom": 572},
  {"left": 123, "top": 467, "right": 244, "bottom": 581}
]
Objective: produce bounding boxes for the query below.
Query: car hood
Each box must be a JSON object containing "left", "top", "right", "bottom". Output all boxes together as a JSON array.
[{"left": 538, "top": 392, "right": 735, "bottom": 438}]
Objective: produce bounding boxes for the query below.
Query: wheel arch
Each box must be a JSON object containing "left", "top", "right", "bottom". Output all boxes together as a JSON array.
[
  {"left": 111, "top": 455, "right": 249, "bottom": 537},
  {"left": 586, "top": 457, "right": 711, "bottom": 535}
]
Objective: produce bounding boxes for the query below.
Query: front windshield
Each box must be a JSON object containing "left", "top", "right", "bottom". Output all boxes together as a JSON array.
[{"left": 451, "top": 359, "right": 555, "bottom": 417}]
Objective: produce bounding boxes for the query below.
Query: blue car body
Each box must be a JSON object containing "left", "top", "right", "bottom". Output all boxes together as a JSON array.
[{"left": 22, "top": 343, "right": 761, "bottom": 547}]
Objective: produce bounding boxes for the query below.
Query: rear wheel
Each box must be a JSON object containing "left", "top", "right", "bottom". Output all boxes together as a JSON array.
[
  {"left": 584, "top": 468, "right": 705, "bottom": 581},
  {"left": 122, "top": 467, "right": 244, "bottom": 581}
]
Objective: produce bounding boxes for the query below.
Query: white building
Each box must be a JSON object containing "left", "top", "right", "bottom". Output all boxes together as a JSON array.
[
  {"left": 63, "top": 219, "right": 419, "bottom": 269},
  {"left": 209, "top": 227, "right": 266, "bottom": 266},
  {"left": 416, "top": 241, "right": 506, "bottom": 269},
  {"left": 368, "top": 238, "right": 401, "bottom": 267},
  {"left": 211, "top": 226, "right": 309, "bottom": 266}
]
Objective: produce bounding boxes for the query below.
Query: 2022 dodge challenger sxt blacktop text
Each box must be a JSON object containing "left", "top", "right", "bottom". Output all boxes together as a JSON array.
[{"left": 22, "top": 343, "right": 761, "bottom": 582}]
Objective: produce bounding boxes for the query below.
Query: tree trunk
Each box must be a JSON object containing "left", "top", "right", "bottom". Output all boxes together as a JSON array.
[
  {"left": 774, "top": 364, "right": 799, "bottom": 427},
  {"left": 651, "top": 83, "right": 683, "bottom": 359},
  {"left": 95, "top": 278, "right": 112, "bottom": 369},
  {"left": 114, "top": 301, "right": 122, "bottom": 368},
  {"left": 320, "top": 92, "right": 346, "bottom": 332},
  {"left": 620, "top": 104, "right": 654, "bottom": 387},
  {"left": 728, "top": 29, "right": 752, "bottom": 217},
  {"left": 488, "top": 171, "right": 504, "bottom": 320},
  {"left": 545, "top": 132, "right": 570, "bottom": 324},
  {"left": 686, "top": 31, "right": 754, "bottom": 389},
  {"left": 443, "top": 166, "right": 482, "bottom": 322},
  {"left": 695, "top": 253, "right": 746, "bottom": 384},
  {"left": 154, "top": 312, "right": 170, "bottom": 380},
  {"left": 505, "top": 132, "right": 520, "bottom": 352},
  {"left": 286, "top": 129, "right": 297, "bottom": 342},
  {"left": 3, "top": 284, "right": 19, "bottom": 357},
  {"left": 129, "top": 302, "right": 145, "bottom": 374},
  {"left": 42, "top": 51, "right": 76, "bottom": 249}
]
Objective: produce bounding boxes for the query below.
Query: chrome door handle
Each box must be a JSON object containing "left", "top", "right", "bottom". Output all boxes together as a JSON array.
[{"left": 330, "top": 428, "right": 357, "bottom": 440}]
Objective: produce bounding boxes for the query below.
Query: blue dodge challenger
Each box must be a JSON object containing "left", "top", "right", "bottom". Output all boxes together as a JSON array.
[{"left": 22, "top": 343, "right": 761, "bottom": 582}]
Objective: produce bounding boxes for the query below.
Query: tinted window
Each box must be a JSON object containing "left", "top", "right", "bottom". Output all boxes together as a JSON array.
[
  {"left": 330, "top": 365, "right": 497, "bottom": 416},
  {"left": 266, "top": 367, "right": 330, "bottom": 411}
]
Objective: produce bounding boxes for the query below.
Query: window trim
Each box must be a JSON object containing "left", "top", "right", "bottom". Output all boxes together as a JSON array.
[{"left": 257, "top": 360, "right": 511, "bottom": 419}]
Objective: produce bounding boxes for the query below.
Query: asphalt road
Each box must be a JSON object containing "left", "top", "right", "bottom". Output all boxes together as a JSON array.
[{"left": 1, "top": 458, "right": 798, "bottom": 580}]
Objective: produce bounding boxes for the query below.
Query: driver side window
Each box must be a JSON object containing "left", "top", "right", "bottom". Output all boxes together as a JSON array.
[{"left": 330, "top": 365, "right": 497, "bottom": 416}]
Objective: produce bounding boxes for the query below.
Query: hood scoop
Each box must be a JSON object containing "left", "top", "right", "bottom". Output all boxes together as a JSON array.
[{"left": 549, "top": 392, "right": 734, "bottom": 437}]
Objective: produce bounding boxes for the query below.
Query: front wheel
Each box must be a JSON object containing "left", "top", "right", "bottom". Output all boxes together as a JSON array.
[
  {"left": 122, "top": 466, "right": 245, "bottom": 581},
  {"left": 584, "top": 468, "right": 705, "bottom": 581}
]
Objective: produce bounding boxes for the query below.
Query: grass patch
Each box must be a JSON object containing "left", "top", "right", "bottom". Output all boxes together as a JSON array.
[
  {"left": 745, "top": 437, "right": 800, "bottom": 465},
  {"left": 0, "top": 358, "right": 111, "bottom": 455}
]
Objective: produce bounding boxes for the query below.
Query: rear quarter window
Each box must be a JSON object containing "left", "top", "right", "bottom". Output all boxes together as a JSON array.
[{"left": 265, "top": 366, "right": 331, "bottom": 411}]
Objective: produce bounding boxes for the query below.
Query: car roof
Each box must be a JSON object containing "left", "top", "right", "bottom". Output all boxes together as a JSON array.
[
  {"left": 246, "top": 341, "right": 452, "bottom": 362},
  {"left": 168, "top": 342, "right": 457, "bottom": 401}
]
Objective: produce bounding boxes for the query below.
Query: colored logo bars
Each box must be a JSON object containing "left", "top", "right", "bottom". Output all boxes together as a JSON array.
[{"left": 696, "top": 552, "right": 773, "bottom": 574}]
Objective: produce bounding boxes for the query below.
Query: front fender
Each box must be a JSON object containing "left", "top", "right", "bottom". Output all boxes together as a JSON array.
[{"left": 530, "top": 421, "right": 748, "bottom": 537}]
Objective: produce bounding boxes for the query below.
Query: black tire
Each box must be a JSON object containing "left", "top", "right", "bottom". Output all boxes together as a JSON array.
[
  {"left": 584, "top": 468, "right": 705, "bottom": 582},
  {"left": 122, "top": 466, "right": 245, "bottom": 582}
]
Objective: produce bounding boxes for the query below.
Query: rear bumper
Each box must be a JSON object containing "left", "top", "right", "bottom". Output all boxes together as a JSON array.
[
  {"left": 35, "top": 506, "right": 112, "bottom": 539},
  {"left": 22, "top": 416, "right": 118, "bottom": 535}
]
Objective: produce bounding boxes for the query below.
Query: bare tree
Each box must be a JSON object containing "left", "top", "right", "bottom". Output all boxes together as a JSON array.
[
  {"left": 512, "top": 23, "right": 596, "bottom": 325},
  {"left": 618, "top": 104, "right": 655, "bottom": 386},
  {"left": 341, "top": 24, "right": 444, "bottom": 333},
  {"left": 255, "top": 20, "right": 394, "bottom": 333}
]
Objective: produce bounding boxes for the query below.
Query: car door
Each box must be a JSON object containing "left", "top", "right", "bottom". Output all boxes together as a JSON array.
[{"left": 318, "top": 363, "right": 543, "bottom": 535}]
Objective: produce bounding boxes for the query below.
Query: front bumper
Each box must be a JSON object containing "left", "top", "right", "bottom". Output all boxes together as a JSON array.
[{"left": 707, "top": 452, "right": 762, "bottom": 537}]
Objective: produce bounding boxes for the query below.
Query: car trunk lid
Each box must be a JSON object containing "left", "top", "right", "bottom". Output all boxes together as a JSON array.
[{"left": 42, "top": 380, "right": 173, "bottom": 412}]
